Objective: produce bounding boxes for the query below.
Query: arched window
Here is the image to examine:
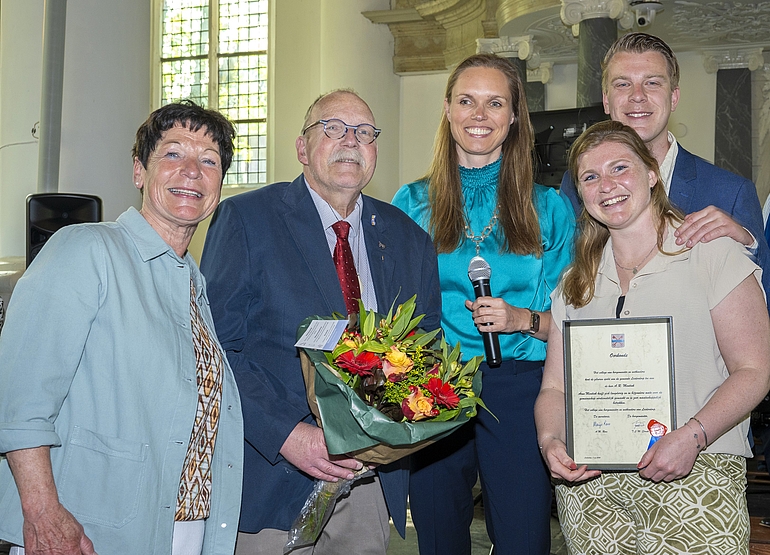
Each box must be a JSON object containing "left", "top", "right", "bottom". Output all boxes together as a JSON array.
[{"left": 159, "top": 0, "right": 268, "bottom": 187}]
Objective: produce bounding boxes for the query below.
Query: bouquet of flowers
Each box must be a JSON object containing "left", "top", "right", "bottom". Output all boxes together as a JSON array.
[{"left": 285, "top": 295, "right": 486, "bottom": 552}]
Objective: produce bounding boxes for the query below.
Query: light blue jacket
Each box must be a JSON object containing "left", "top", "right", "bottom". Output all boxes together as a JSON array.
[{"left": 0, "top": 207, "right": 243, "bottom": 555}]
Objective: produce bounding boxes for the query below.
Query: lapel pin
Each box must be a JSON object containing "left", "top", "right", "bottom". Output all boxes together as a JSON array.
[
  {"left": 379, "top": 241, "right": 385, "bottom": 250},
  {"left": 370, "top": 214, "right": 376, "bottom": 226}
]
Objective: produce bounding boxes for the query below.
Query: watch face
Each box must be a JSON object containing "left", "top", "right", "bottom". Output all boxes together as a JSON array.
[{"left": 531, "top": 311, "right": 540, "bottom": 333}]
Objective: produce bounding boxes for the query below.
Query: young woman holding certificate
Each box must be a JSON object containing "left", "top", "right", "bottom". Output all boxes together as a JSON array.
[{"left": 535, "top": 120, "right": 770, "bottom": 555}]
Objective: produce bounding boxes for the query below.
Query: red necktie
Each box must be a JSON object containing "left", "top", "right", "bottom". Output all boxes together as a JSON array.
[{"left": 332, "top": 221, "right": 361, "bottom": 314}]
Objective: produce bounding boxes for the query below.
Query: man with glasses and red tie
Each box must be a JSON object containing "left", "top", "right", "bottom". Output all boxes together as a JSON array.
[{"left": 201, "top": 89, "right": 441, "bottom": 555}]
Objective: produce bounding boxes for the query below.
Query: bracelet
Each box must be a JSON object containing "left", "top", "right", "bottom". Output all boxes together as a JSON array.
[
  {"left": 689, "top": 417, "right": 709, "bottom": 450},
  {"left": 690, "top": 417, "right": 709, "bottom": 447}
]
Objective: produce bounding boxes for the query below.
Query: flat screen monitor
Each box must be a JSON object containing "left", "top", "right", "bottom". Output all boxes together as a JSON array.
[{"left": 530, "top": 104, "right": 609, "bottom": 188}]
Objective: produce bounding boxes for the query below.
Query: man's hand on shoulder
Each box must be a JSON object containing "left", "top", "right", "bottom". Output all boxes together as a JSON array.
[
  {"left": 674, "top": 205, "right": 753, "bottom": 248},
  {"left": 279, "top": 422, "right": 363, "bottom": 481},
  {"left": 22, "top": 502, "right": 96, "bottom": 555}
]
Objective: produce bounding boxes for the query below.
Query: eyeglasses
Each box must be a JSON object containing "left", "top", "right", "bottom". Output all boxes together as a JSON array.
[{"left": 302, "top": 119, "right": 381, "bottom": 145}]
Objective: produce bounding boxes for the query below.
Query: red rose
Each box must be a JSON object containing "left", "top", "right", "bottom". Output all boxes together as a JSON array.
[
  {"left": 335, "top": 350, "right": 381, "bottom": 377},
  {"left": 425, "top": 377, "right": 460, "bottom": 409}
]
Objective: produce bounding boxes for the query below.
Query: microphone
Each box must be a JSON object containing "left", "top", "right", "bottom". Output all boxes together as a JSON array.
[{"left": 468, "top": 256, "right": 502, "bottom": 368}]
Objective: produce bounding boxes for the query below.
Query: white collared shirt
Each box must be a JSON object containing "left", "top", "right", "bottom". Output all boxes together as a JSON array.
[
  {"left": 305, "top": 179, "right": 378, "bottom": 312},
  {"left": 658, "top": 131, "right": 678, "bottom": 196}
]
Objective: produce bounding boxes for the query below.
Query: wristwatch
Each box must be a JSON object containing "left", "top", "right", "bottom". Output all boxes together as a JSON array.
[{"left": 525, "top": 310, "right": 540, "bottom": 335}]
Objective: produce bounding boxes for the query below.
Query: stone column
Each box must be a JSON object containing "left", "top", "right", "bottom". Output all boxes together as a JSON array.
[
  {"left": 476, "top": 36, "right": 548, "bottom": 112},
  {"left": 575, "top": 19, "right": 616, "bottom": 107},
  {"left": 561, "top": 0, "right": 633, "bottom": 107},
  {"left": 703, "top": 49, "right": 764, "bottom": 180}
]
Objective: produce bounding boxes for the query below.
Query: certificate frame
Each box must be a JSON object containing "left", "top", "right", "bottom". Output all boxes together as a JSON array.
[{"left": 564, "top": 317, "right": 675, "bottom": 470}]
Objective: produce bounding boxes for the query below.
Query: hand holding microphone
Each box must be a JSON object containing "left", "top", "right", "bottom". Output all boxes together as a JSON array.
[{"left": 467, "top": 256, "right": 502, "bottom": 368}]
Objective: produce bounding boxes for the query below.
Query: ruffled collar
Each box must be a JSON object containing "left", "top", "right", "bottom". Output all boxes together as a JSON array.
[{"left": 459, "top": 156, "right": 501, "bottom": 192}]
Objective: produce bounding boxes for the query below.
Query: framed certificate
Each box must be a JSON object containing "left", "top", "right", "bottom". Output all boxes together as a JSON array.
[{"left": 564, "top": 317, "right": 675, "bottom": 470}]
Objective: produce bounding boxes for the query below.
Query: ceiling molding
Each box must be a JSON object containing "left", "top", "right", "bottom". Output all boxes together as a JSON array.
[{"left": 365, "top": 0, "right": 770, "bottom": 74}]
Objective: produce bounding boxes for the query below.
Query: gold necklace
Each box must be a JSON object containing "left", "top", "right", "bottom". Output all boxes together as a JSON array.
[{"left": 612, "top": 242, "right": 658, "bottom": 275}]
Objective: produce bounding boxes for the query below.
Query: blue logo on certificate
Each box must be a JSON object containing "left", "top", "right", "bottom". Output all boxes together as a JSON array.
[{"left": 611, "top": 334, "right": 625, "bottom": 348}]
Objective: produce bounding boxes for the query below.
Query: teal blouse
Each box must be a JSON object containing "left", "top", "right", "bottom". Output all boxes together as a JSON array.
[{"left": 392, "top": 158, "right": 576, "bottom": 362}]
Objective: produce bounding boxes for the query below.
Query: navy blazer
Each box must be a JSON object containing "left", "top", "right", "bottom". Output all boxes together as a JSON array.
[
  {"left": 560, "top": 145, "right": 770, "bottom": 310},
  {"left": 200, "top": 175, "right": 442, "bottom": 536}
]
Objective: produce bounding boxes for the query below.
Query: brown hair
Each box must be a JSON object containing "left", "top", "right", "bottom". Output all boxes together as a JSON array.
[
  {"left": 601, "top": 32, "right": 680, "bottom": 93},
  {"left": 424, "top": 53, "right": 541, "bottom": 256},
  {"left": 561, "top": 120, "right": 683, "bottom": 308},
  {"left": 132, "top": 100, "right": 236, "bottom": 178}
]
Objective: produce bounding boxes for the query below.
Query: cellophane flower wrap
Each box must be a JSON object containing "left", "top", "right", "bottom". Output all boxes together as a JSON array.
[{"left": 285, "top": 295, "right": 485, "bottom": 552}]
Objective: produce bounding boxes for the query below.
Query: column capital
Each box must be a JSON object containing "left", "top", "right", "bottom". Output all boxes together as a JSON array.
[
  {"left": 363, "top": 0, "right": 491, "bottom": 73},
  {"left": 477, "top": 36, "right": 539, "bottom": 65},
  {"left": 560, "top": 0, "right": 631, "bottom": 27},
  {"left": 702, "top": 48, "right": 765, "bottom": 74},
  {"left": 528, "top": 62, "right": 553, "bottom": 84}
]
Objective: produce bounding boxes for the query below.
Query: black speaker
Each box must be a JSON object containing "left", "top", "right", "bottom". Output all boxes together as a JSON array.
[{"left": 26, "top": 193, "right": 103, "bottom": 266}]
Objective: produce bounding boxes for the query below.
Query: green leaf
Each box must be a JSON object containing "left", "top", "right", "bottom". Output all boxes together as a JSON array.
[
  {"left": 412, "top": 328, "right": 441, "bottom": 347},
  {"left": 385, "top": 297, "right": 398, "bottom": 322},
  {"left": 390, "top": 297, "right": 417, "bottom": 337},
  {"left": 398, "top": 314, "right": 424, "bottom": 338},
  {"left": 457, "top": 397, "right": 477, "bottom": 408},
  {"left": 431, "top": 408, "right": 460, "bottom": 422},
  {"left": 331, "top": 343, "right": 354, "bottom": 359},
  {"left": 448, "top": 342, "right": 462, "bottom": 363},
  {"left": 362, "top": 308, "right": 376, "bottom": 338},
  {"left": 358, "top": 340, "right": 389, "bottom": 354},
  {"left": 457, "top": 356, "right": 482, "bottom": 380},
  {"left": 473, "top": 398, "right": 496, "bottom": 421}
]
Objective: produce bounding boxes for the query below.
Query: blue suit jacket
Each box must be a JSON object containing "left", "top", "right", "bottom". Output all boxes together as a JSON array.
[
  {"left": 560, "top": 145, "right": 770, "bottom": 310},
  {"left": 200, "top": 175, "right": 442, "bottom": 536}
]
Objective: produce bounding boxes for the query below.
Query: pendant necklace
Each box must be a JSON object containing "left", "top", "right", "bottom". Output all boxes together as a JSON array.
[
  {"left": 612, "top": 242, "right": 658, "bottom": 275},
  {"left": 464, "top": 208, "right": 499, "bottom": 258}
]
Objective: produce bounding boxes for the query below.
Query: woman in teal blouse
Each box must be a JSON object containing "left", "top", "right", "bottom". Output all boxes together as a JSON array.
[{"left": 392, "top": 53, "right": 575, "bottom": 555}]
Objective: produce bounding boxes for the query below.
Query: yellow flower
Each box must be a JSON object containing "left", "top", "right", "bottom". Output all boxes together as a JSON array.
[
  {"left": 383, "top": 346, "right": 413, "bottom": 382},
  {"left": 402, "top": 386, "right": 439, "bottom": 421}
]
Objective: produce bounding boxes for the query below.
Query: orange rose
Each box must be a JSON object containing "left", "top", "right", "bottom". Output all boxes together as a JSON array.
[
  {"left": 383, "top": 347, "right": 413, "bottom": 382},
  {"left": 401, "top": 385, "right": 439, "bottom": 421}
]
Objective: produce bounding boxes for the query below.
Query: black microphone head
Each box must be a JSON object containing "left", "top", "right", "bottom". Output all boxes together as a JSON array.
[{"left": 467, "top": 256, "right": 491, "bottom": 282}]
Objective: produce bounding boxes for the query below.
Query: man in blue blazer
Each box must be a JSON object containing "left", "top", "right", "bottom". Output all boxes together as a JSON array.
[
  {"left": 201, "top": 90, "right": 441, "bottom": 555},
  {"left": 560, "top": 33, "right": 770, "bottom": 306}
]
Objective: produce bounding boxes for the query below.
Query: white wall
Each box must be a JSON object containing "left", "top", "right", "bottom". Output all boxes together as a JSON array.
[
  {"left": 668, "top": 50, "right": 716, "bottom": 164},
  {"left": 546, "top": 63, "right": 578, "bottom": 111},
  {"left": 399, "top": 72, "right": 447, "bottom": 190},
  {"left": 270, "top": 0, "right": 400, "bottom": 200},
  {"left": 0, "top": 1, "right": 43, "bottom": 258},
  {"left": 0, "top": 0, "right": 151, "bottom": 258}
]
